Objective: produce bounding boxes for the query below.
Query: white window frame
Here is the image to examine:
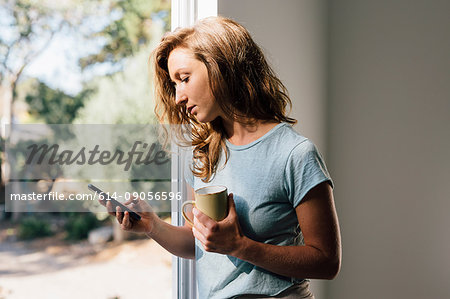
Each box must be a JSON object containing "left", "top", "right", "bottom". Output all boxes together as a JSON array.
[{"left": 170, "top": 1, "right": 217, "bottom": 299}]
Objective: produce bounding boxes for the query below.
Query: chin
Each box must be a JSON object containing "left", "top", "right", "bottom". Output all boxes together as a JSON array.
[
  {"left": 196, "top": 117, "right": 209, "bottom": 124},
  {"left": 193, "top": 110, "right": 220, "bottom": 123},
  {"left": 195, "top": 114, "right": 212, "bottom": 123}
]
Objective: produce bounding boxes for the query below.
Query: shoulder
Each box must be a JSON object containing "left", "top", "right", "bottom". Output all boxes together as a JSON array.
[
  {"left": 289, "top": 138, "right": 318, "bottom": 159},
  {"left": 277, "top": 126, "right": 328, "bottom": 172},
  {"left": 272, "top": 123, "right": 314, "bottom": 155},
  {"left": 259, "top": 124, "right": 324, "bottom": 169}
]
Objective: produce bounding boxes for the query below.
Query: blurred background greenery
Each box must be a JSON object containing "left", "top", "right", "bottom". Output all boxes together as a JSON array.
[{"left": 0, "top": 0, "right": 171, "bottom": 241}]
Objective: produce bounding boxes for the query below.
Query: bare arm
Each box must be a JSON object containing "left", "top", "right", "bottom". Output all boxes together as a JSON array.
[
  {"left": 234, "top": 182, "right": 341, "bottom": 279},
  {"left": 146, "top": 211, "right": 196, "bottom": 259},
  {"left": 192, "top": 182, "right": 341, "bottom": 279},
  {"left": 108, "top": 187, "right": 196, "bottom": 259}
]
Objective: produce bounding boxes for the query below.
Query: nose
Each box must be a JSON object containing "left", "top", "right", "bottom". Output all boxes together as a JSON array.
[{"left": 175, "top": 85, "right": 188, "bottom": 106}]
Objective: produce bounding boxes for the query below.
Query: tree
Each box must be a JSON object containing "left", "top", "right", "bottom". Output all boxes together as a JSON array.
[
  {"left": 0, "top": 0, "right": 108, "bottom": 128},
  {"left": 74, "top": 41, "right": 162, "bottom": 125},
  {"left": 79, "top": 0, "right": 170, "bottom": 71},
  {"left": 1, "top": 0, "right": 170, "bottom": 185},
  {"left": 0, "top": 0, "right": 111, "bottom": 186},
  {"left": 24, "top": 80, "right": 91, "bottom": 124}
]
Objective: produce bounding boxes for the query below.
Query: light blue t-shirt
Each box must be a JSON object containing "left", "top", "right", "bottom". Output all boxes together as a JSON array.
[{"left": 185, "top": 122, "right": 332, "bottom": 299}]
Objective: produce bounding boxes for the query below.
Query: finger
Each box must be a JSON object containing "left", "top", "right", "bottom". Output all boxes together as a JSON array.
[
  {"left": 106, "top": 201, "right": 115, "bottom": 215},
  {"left": 121, "top": 211, "right": 132, "bottom": 230},
  {"left": 193, "top": 208, "right": 217, "bottom": 230},
  {"left": 98, "top": 198, "right": 106, "bottom": 207},
  {"left": 193, "top": 212, "right": 209, "bottom": 235},
  {"left": 123, "top": 196, "right": 139, "bottom": 206},
  {"left": 228, "top": 193, "right": 234, "bottom": 206},
  {"left": 116, "top": 206, "right": 124, "bottom": 224},
  {"left": 129, "top": 201, "right": 145, "bottom": 214},
  {"left": 227, "top": 193, "right": 237, "bottom": 216},
  {"left": 123, "top": 197, "right": 150, "bottom": 213},
  {"left": 193, "top": 208, "right": 218, "bottom": 233},
  {"left": 97, "top": 193, "right": 107, "bottom": 206},
  {"left": 193, "top": 227, "right": 216, "bottom": 252},
  {"left": 192, "top": 226, "right": 208, "bottom": 245}
]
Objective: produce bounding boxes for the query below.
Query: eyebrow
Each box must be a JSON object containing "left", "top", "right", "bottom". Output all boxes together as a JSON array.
[{"left": 173, "top": 68, "right": 189, "bottom": 76}]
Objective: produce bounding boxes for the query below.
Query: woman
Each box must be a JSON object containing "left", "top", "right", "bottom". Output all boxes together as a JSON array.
[{"left": 106, "top": 16, "right": 341, "bottom": 299}]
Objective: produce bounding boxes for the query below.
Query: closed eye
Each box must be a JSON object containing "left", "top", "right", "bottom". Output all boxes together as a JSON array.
[{"left": 181, "top": 76, "right": 189, "bottom": 83}]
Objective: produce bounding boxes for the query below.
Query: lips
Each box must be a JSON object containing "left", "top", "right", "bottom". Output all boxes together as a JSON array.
[{"left": 187, "top": 105, "right": 196, "bottom": 114}]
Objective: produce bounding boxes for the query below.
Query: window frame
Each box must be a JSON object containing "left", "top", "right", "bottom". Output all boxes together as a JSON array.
[{"left": 170, "top": 1, "right": 217, "bottom": 298}]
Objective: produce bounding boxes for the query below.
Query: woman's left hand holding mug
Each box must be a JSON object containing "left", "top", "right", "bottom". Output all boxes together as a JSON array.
[{"left": 191, "top": 193, "right": 247, "bottom": 256}]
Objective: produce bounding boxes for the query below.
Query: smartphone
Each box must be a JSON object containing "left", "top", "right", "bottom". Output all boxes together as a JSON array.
[{"left": 88, "top": 184, "right": 141, "bottom": 221}]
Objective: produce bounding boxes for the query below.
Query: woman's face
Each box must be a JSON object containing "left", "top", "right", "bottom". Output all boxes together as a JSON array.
[{"left": 168, "top": 47, "right": 222, "bottom": 123}]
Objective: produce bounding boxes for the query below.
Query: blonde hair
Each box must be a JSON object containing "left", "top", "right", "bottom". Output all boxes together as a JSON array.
[{"left": 152, "top": 16, "right": 296, "bottom": 182}]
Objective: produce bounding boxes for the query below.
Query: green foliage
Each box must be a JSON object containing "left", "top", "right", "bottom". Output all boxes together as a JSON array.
[
  {"left": 18, "top": 216, "right": 53, "bottom": 240},
  {"left": 74, "top": 36, "right": 164, "bottom": 125},
  {"left": 24, "top": 81, "right": 92, "bottom": 124},
  {"left": 64, "top": 212, "right": 102, "bottom": 240},
  {"left": 4, "top": 0, "right": 169, "bottom": 125},
  {"left": 79, "top": 0, "right": 170, "bottom": 70}
]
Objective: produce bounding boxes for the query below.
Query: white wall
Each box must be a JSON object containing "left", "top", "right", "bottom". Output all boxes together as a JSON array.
[
  {"left": 327, "top": 0, "right": 450, "bottom": 298},
  {"left": 218, "top": 0, "right": 328, "bottom": 152},
  {"left": 218, "top": 1, "right": 450, "bottom": 298},
  {"left": 218, "top": 1, "right": 328, "bottom": 298}
]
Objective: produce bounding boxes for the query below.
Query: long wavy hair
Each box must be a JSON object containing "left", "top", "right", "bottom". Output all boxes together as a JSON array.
[{"left": 152, "top": 16, "right": 296, "bottom": 182}]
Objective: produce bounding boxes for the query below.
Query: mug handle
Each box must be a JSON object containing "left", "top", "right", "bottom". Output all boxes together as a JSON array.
[{"left": 181, "top": 201, "right": 195, "bottom": 226}]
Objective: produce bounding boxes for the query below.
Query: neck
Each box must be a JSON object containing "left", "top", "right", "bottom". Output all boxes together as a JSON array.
[{"left": 220, "top": 116, "right": 280, "bottom": 146}]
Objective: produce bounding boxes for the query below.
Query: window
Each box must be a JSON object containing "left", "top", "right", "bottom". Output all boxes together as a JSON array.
[{"left": 170, "top": 1, "right": 217, "bottom": 298}]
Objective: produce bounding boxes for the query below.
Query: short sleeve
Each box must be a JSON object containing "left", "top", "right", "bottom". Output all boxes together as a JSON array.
[{"left": 284, "top": 140, "right": 333, "bottom": 208}]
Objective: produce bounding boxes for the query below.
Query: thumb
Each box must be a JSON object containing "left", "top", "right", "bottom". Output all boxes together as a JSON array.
[
  {"left": 123, "top": 196, "right": 140, "bottom": 206},
  {"left": 228, "top": 193, "right": 236, "bottom": 214},
  {"left": 136, "top": 198, "right": 154, "bottom": 214}
]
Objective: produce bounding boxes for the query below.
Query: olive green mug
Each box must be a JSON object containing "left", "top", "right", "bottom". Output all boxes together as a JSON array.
[{"left": 182, "top": 186, "right": 228, "bottom": 226}]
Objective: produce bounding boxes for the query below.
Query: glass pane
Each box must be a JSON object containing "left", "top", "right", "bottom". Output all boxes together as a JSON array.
[{"left": 0, "top": 1, "right": 172, "bottom": 298}]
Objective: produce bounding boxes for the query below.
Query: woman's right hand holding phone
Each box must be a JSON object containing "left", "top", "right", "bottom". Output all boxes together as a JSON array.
[
  {"left": 98, "top": 187, "right": 196, "bottom": 259},
  {"left": 105, "top": 197, "right": 157, "bottom": 235}
]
